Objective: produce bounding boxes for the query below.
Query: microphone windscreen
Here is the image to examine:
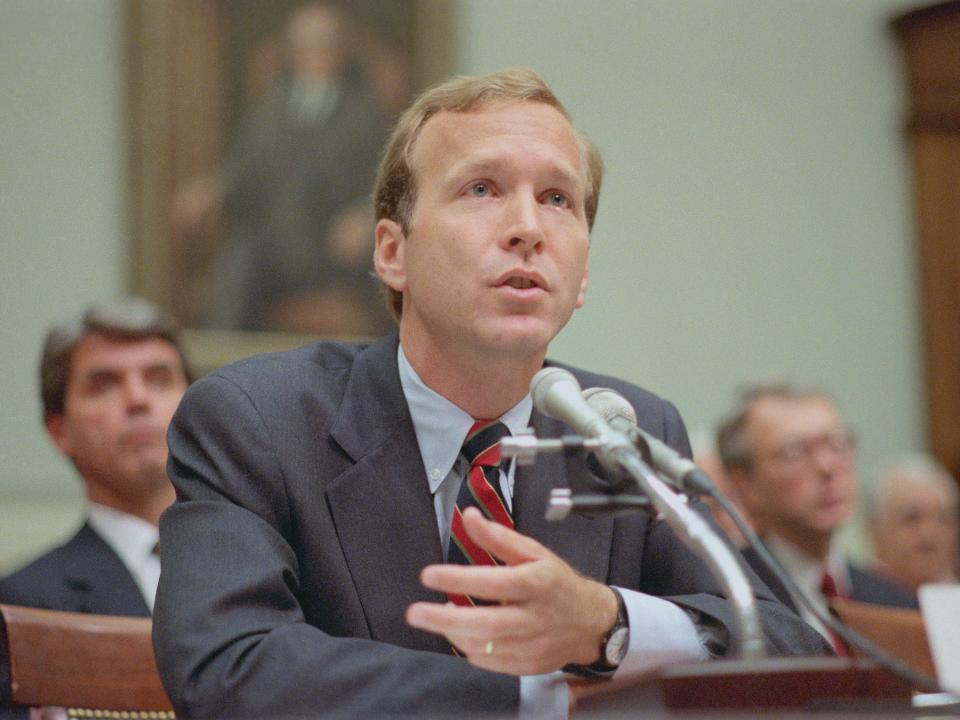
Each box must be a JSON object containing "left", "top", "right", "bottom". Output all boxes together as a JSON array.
[{"left": 582, "top": 387, "right": 637, "bottom": 426}]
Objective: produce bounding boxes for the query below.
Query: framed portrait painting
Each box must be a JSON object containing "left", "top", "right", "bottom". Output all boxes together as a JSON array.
[{"left": 125, "top": 0, "right": 453, "bottom": 374}]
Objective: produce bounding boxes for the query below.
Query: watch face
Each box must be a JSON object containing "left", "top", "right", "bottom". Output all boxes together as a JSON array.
[{"left": 605, "top": 626, "right": 629, "bottom": 666}]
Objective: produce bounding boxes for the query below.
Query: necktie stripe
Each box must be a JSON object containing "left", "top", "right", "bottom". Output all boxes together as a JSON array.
[
  {"left": 450, "top": 507, "right": 498, "bottom": 565},
  {"left": 447, "top": 420, "right": 512, "bottom": 611},
  {"left": 467, "top": 470, "right": 512, "bottom": 527},
  {"left": 472, "top": 444, "right": 501, "bottom": 467}
]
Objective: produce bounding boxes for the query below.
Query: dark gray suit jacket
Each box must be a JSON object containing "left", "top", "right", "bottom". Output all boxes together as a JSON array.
[
  {"left": 0, "top": 523, "right": 150, "bottom": 617},
  {"left": 154, "top": 335, "right": 829, "bottom": 718},
  {"left": 741, "top": 545, "right": 919, "bottom": 612}
]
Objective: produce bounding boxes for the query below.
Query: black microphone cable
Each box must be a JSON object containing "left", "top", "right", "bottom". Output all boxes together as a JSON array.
[{"left": 706, "top": 486, "right": 943, "bottom": 694}]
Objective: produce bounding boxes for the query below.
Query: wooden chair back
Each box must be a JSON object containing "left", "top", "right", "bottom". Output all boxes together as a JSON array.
[
  {"left": 0, "top": 603, "right": 173, "bottom": 716},
  {"left": 830, "top": 596, "right": 936, "bottom": 680}
]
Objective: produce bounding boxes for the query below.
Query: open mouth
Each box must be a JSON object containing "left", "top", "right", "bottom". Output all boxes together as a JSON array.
[
  {"left": 503, "top": 277, "right": 539, "bottom": 290},
  {"left": 496, "top": 270, "right": 547, "bottom": 292}
]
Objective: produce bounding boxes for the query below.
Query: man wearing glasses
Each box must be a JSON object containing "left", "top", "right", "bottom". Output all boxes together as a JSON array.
[{"left": 716, "top": 384, "right": 916, "bottom": 651}]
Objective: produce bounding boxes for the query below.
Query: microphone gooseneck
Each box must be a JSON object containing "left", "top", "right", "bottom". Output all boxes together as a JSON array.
[{"left": 530, "top": 368, "right": 766, "bottom": 660}]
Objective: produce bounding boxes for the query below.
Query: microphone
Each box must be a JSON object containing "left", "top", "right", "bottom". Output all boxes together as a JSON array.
[
  {"left": 530, "top": 368, "right": 611, "bottom": 439},
  {"left": 530, "top": 368, "right": 637, "bottom": 476},
  {"left": 533, "top": 371, "right": 768, "bottom": 659},
  {"left": 581, "top": 387, "right": 715, "bottom": 495}
]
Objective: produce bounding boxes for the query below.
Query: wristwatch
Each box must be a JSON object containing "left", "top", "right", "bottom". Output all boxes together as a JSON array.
[{"left": 563, "top": 586, "right": 630, "bottom": 679}]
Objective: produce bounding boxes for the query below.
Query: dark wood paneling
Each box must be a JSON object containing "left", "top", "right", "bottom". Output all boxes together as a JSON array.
[{"left": 892, "top": 1, "right": 960, "bottom": 480}]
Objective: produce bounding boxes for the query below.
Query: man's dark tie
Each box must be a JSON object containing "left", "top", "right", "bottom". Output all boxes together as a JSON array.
[
  {"left": 447, "top": 419, "right": 512, "bottom": 607},
  {"left": 820, "top": 571, "right": 849, "bottom": 656}
]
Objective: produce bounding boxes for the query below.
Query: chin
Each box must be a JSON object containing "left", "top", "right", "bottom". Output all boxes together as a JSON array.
[
  {"left": 486, "top": 330, "right": 554, "bottom": 357},
  {"left": 484, "top": 315, "right": 564, "bottom": 351},
  {"left": 130, "top": 454, "right": 168, "bottom": 478}
]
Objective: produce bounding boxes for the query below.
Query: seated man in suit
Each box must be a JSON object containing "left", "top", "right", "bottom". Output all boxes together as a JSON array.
[
  {"left": 0, "top": 297, "right": 191, "bottom": 616},
  {"left": 717, "top": 383, "right": 917, "bottom": 651},
  {"left": 867, "top": 454, "right": 959, "bottom": 594},
  {"left": 153, "top": 69, "right": 829, "bottom": 719}
]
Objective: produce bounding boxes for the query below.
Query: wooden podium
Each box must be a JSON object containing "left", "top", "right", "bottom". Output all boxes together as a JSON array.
[{"left": 574, "top": 657, "right": 913, "bottom": 716}]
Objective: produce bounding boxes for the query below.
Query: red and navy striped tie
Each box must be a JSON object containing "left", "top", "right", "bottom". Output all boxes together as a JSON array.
[{"left": 447, "top": 419, "right": 512, "bottom": 606}]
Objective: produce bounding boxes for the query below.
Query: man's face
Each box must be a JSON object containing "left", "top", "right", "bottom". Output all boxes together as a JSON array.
[
  {"left": 871, "top": 477, "right": 959, "bottom": 588},
  {"left": 376, "top": 101, "right": 590, "bottom": 360},
  {"left": 46, "top": 333, "right": 188, "bottom": 505},
  {"left": 736, "top": 396, "right": 857, "bottom": 547}
]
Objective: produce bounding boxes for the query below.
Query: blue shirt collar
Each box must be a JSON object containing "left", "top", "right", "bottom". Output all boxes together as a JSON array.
[{"left": 397, "top": 344, "right": 533, "bottom": 495}]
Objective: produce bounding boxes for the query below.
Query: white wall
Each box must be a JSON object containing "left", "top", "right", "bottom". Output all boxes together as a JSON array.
[
  {"left": 457, "top": 0, "right": 924, "bottom": 513},
  {"left": 0, "top": 0, "right": 125, "bottom": 568},
  {"left": 0, "top": 0, "right": 927, "bottom": 570}
]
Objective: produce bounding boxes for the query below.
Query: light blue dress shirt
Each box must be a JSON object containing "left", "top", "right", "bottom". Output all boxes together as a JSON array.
[{"left": 397, "top": 346, "right": 709, "bottom": 718}]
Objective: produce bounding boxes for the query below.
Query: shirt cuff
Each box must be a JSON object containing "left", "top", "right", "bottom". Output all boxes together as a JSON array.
[
  {"left": 519, "top": 672, "right": 568, "bottom": 719},
  {"left": 615, "top": 586, "right": 711, "bottom": 676},
  {"left": 518, "top": 588, "right": 713, "bottom": 718}
]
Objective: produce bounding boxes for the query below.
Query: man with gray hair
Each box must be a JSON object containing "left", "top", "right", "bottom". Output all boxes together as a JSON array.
[
  {"left": 0, "top": 297, "right": 191, "bottom": 616},
  {"left": 717, "top": 383, "right": 917, "bottom": 652},
  {"left": 867, "top": 454, "right": 959, "bottom": 594}
]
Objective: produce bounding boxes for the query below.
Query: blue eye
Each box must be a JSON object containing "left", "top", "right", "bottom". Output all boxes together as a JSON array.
[
  {"left": 468, "top": 182, "right": 490, "bottom": 197},
  {"left": 546, "top": 192, "right": 569, "bottom": 208}
]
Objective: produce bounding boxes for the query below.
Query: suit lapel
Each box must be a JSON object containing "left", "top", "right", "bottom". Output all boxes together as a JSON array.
[
  {"left": 325, "top": 336, "right": 449, "bottom": 653},
  {"left": 323, "top": 342, "right": 614, "bottom": 649},
  {"left": 513, "top": 409, "right": 614, "bottom": 582},
  {"left": 744, "top": 543, "right": 797, "bottom": 613},
  {"left": 63, "top": 524, "right": 151, "bottom": 617}
]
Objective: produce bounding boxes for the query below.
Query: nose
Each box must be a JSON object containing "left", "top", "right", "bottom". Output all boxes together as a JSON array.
[
  {"left": 501, "top": 191, "right": 545, "bottom": 256},
  {"left": 122, "top": 375, "right": 152, "bottom": 413},
  {"left": 811, "top": 442, "right": 846, "bottom": 478}
]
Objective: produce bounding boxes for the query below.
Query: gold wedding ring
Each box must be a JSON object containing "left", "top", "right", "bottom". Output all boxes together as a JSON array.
[{"left": 484, "top": 640, "right": 494, "bottom": 655}]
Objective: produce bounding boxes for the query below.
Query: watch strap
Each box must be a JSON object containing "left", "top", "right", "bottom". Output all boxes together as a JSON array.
[{"left": 562, "top": 586, "right": 629, "bottom": 679}]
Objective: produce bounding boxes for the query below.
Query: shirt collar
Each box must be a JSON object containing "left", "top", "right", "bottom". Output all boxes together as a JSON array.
[
  {"left": 86, "top": 502, "right": 159, "bottom": 567},
  {"left": 397, "top": 344, "right": 533, "bottom": 495},
  {"left": 765, "top": 533, "right": 850, "bottom": 598}
]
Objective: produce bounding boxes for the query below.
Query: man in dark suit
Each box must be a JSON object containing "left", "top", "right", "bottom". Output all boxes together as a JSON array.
[
  {"left": 153, "top": 69, "right": 829, "bottom": 719},
  {"left": 0, "top": 298, "right": 191, "bottom": 616},
  {"left": 717, "top": 384, "right": 917, "bottom": 650}
]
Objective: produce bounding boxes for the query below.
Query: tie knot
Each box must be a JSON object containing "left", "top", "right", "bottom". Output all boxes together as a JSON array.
[{"left": 462, "top": 420, "right": 511, "bottom": 468}]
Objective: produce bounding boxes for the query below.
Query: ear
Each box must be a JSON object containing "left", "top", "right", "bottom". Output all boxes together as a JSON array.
[
  {"left": 45, "top": 413, "right": 72, "bottom": 459},
  {"left": 374, "top": 218, "right": 407, "bottom": 293},
  {"left": 574, "top": 266, "right": 589, "bottom": 308}
]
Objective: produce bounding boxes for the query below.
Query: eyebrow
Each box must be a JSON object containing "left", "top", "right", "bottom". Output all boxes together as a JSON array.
[
  {"left": 82, "top": 361, "right": 178, "bottom": 380},
  {"left": 445, "top": 154, "right": 584, "bottom": 192}
]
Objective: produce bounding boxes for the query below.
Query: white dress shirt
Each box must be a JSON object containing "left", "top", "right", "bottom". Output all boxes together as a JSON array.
[
  {"left": 398, "top": 346, "right": 707, "bottom": 718},
  {"left": 86, "top": 502, "right": 160, "bottom": 611},
  {"left": 763, "top": 534, "right": 849, "bottom": 645}
]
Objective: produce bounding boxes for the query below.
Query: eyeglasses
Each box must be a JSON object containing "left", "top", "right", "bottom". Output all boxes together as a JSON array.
[{"left": 765, "top": 430, "right": 856, "bottom": 467}]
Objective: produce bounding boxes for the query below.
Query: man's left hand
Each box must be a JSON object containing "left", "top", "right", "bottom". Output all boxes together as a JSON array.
[{"left": 405, "top": 506, "right": 617, "bottom": 676}]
